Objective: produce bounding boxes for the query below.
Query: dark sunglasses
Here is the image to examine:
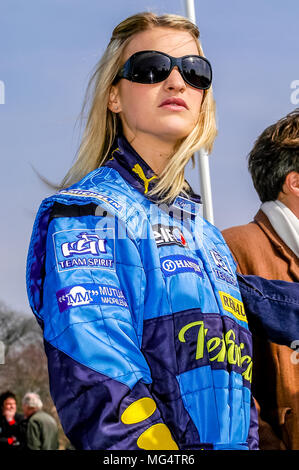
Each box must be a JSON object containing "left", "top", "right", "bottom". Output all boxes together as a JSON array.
[{"left": 114, "top": 50, "right": 212, "bottom": 90}]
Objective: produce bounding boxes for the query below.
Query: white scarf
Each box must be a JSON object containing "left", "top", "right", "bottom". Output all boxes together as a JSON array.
[{"left": 261, "top": 200, "right": 299, "bottom": 259}]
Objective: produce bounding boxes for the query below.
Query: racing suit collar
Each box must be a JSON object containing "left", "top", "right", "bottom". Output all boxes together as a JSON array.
[{"left": 104, "top": 134, "right": 202, "bottom": 204}]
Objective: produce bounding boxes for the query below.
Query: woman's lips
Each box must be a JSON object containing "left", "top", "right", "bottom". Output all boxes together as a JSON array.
[{"left": 158, "top": 97, "right": 188, "bottom": 110}]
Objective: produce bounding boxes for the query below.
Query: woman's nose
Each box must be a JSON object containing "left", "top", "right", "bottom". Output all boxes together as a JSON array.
[{"left": 163, "top": 66, "right": 186, "bottom": 92}]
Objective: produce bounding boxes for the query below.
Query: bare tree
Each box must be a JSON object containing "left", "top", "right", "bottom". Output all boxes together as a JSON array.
[
  {"left": 0, "top": 301, "right": 70, "bottom": 449},
  {"left": 0, "top": 301, "right": 42, "bottom": 357}
]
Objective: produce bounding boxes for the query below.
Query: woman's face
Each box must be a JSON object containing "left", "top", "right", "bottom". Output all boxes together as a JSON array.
[{"left": 109, "top": 27, "right": 204, "bottom": 147}]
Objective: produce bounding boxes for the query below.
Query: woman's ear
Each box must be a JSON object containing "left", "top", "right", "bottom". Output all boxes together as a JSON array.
[{"left": 108, "top": 85, "right": 122, "bottom": 113}]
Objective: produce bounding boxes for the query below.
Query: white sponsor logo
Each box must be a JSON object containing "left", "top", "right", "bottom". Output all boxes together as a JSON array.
[
  {"left": 53, "top": 228, "right": 115, "bottom": 273},
  {"left": 162, "top": 259, "right": 177, "bottom": 272},
  {"left": 61, "top": 232, "right": 107, "bottom": 257},
  {"left": 64, "top": 286, "right": 93, "bottom": 307},
  {"left": 210, "top": 249, "right": 233, "bottom": 275},
  {"left": 57, "top": 283, "right": 129, "bottom": 312},
  {"left": 162, "top": 257, "right": 202, "bottom": 274}
]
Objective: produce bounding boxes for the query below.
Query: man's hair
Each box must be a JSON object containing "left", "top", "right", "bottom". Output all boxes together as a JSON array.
[
  {"left": 248, "top": 108, "right": 299, "bottom": 202},
  {"left": 0, "top": 391, "right": 16, "bottom": 409},
  {"left": 22, "top": 392, "right": 43, "bottom": 410}
]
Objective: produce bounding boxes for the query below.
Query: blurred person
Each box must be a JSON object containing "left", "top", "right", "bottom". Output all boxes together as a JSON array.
[
  {"left": 26, "top": 11, "right": 299, "bottom": 451},
  {"left": 222, "top": 109, "right": 299, "bottom": 449},
  {"left": 0, "top": 390, "right": 23, "bottom": 449},
  {"left": 22, "top": 392, "right": 59, "bottom": 450}
]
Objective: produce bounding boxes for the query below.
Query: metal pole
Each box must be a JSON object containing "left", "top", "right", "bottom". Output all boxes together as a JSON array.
[
  {"left": 184, "top": 0, "right": 214, "bottom": 224},
  {"left": 185, "top": 0, "right": 196, "bottom": 22}
]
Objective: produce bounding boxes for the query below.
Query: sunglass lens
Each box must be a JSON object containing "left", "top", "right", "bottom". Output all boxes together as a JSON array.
[
  {"left": 182, "top": 57, "right": 212, "bottom": 89},
  {"left": 131, "top": 52, "right": 171, "bottom": 83}
]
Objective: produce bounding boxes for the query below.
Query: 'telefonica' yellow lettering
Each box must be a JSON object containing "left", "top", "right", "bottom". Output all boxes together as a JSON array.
[{"left": 178, "top": 321, "right": 252, "bottom": 383}]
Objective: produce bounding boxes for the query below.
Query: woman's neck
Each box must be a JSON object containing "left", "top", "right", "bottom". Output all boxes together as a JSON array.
[{"left": 123, "top": 131, "right": 176, "bottom": 175}]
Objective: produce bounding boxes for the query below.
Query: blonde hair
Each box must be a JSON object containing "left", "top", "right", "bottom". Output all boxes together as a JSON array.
[{"left": 61, "top": 12, "right": 217, "bottom": 203}]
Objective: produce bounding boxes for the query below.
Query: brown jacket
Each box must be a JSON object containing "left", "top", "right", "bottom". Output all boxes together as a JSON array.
[{"left": 222, "top": 210, "right": 299, "bottom": 450}]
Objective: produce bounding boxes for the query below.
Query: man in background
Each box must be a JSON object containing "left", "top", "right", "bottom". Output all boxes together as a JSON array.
[
  {"left": 222, "top": 109, "right": 299, "bottom": 449},
  {"left": 0, "top": 390, "right": 24, "bottom": 449},
  {"left": 22, "top": 392, "right": 59, "bottom": 450}
]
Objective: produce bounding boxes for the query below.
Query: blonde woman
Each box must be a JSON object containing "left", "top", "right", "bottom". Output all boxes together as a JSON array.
[{"left": 26, "top": 11, "right": 298, "bottom": 450}]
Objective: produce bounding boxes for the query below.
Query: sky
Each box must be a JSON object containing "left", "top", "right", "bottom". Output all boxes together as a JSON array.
[{"left": 0, "top": 0, "right": 298, "bottom": 315}]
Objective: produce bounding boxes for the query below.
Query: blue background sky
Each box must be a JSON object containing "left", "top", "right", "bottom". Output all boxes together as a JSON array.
[{"left": 0, "top": 0, "right": 298, "bottom": 314}]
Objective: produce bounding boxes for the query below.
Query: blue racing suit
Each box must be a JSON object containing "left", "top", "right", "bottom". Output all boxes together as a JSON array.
[{"left": 26, "top": 135, "right": 299, "bottom": 450}]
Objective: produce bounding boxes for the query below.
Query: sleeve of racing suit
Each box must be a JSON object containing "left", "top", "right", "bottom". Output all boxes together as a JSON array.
[
  {"left": 41, "top": 205, "right": 178, "bottom": 450},
  {"left": 247, "top": 396, "right": 259, "bottom": 450},
  {"left": 237, "top": 273, "right": 299, "bottom": 346}
]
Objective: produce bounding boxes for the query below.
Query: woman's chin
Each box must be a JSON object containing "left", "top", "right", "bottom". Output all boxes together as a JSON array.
[{"left": 158, "top": 127, "right": 192, "bottom": 143}]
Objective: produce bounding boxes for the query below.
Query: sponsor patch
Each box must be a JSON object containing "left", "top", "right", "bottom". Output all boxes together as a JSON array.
[
  {"left": 219, "top": 291, "right": 247, "bottom": 323},
  {"left": 131, "top": 163, "right": 157, "bottom": 194},
  {"left": 59, "top": 189, "right": 123, "bottom": 212},
  {"left": 152, "top": 224, "right": 188, "bottom": 248},
  {"left": 172, "top": 196, "right": 201, "bottom": 215},
  {"left": 53, "top": 228, "right": 114, "bottom": 272},
  {"left": 177, "top": 313, "right": 252, "bottom": 383},
  {"left": 56, "top": 283, "right": 129, "bottom": 313},
  {"left": 161, "top": 255, "right": 204, "bottom": 278},
  {"left": 209, "top": 249, "right": 237, "bottom": 287}
]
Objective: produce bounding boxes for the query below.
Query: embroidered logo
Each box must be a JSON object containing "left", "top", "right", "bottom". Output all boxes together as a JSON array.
[
  {"left": 178, "top": 319, "right": 252, "bottom": 382},
  {"left": 161, "top": 255, "right": 203, "bottom": 277},
  {"left": 132, "top": 164, "right": 157, "bottom": 194},
  {"left": 61, "top": 232, "right": 106, "bottom": 257},
  {"left": 219, "top": 291, "right": 247, "bottom": 323},
  {"left": 152, "top": 224, "right": 188, "bottom": 248},
  {"left": 208, "top": 249, "right": 237, "bottom": 287},
  {"left": 56, "top": 284, "right": 129, "bottom": 312},
  {"left": 172, "top": 196, "right": 201, "bottom": 215},
  {"left": 58, "top": 189, "right": 123, "bottom": 211},
  {"left": 53, "top": 228, "right": 114, "bottom": 272}
]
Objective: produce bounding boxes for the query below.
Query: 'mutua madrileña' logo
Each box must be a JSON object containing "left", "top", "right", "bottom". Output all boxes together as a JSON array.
[{"left": 56, "top": 284, "right": 129, "bottom": 313}]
